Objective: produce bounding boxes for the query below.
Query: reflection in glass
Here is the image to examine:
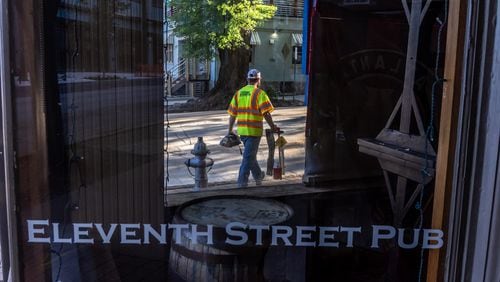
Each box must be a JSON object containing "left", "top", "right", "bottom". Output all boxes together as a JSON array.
[{"left": 10, "top": 1, "right": 165, "bottom": 280}]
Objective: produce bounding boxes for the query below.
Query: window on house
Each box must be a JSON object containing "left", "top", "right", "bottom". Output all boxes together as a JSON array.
[
  {"left": 166, "top": 44, "right": 174, "bottom": 63},
  {"left": 292, "top": 45, "right": 302, "bottom": 64},
  {"left": 292, "top": 33, "right": 303, "bottom": 64}
]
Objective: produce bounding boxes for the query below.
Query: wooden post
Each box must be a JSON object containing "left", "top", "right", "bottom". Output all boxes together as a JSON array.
[
  {"left": 399, "top": 0, "right": 423, "bottom": 134},
  {"left": 0, "top": 0, "right": 20, "bottom": 279},
  {"left": 426, "top": 0, "right": 468, "bottom": 280}
]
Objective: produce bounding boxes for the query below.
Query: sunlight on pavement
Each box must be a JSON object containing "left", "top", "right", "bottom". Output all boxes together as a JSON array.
[{"left": 165, "top": 106, "right": 307, "bottom": 190}]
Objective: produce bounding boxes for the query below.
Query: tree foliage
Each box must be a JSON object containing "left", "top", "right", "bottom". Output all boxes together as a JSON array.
[{"left": 170, "top": 0, "right": 276, "bottom": 60}]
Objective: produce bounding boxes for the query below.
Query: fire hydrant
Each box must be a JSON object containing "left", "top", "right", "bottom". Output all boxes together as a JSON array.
[{"left": 185, "top": 137, "right": 214, "bottom": 190}]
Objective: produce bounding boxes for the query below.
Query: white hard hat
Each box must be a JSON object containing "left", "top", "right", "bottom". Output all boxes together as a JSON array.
[{"left": 247, "top": 69, "right": 261, "bottom": 79}]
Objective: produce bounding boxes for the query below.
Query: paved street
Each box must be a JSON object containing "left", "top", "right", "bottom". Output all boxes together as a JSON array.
[{"left": 165, "top": 106, "right": 307, "bottom": 189}]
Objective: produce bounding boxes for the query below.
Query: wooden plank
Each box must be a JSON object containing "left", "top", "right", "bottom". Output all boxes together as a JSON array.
[
  {"left": 402, "top": 184, "right": 423, "bottom": 217},
  {"left": 11, "top": 1, "right": 57, "bottom": 280},
  {"left": 376, "top": 129, "right": 436, "bottom": 156},
  {"left": 147, "top": 76, "right": 155, "bottom": 225},
  {"left": 426, "top": 0, "right": 468, "bottom": 279},
  {"left": 71, "top": 70, "right": 87, "bottom": 222},
  {"left": 132, "top": 82, "right": 142, "bottom": 223},
  {"left": 74, "top": 19, "right": 88, "bottom": 223},
  {"left": 394, "top": 177, "right": 407, "bottom": 226},
  {"left": 384, "top": 96, "right": 402, "bottom": 129},
  {"left": 154, "top": 24, "right": 166, "bottom": 224},
  {"left": 116, "top": 21, "right": 135, "bottom": 224},
  {"left": 410, "top": 93, "right": 426, "bottom": 136},
  {"left": 144, "top": 24, "right": 164, "bottom": 227},
  {"left": 167, "top": 183, "right": 367, "bottom": 207},
  {"left": 98, "top": 5, "right": 119, "bottom": 225},
  {"left": 379, "top": 159, "right": 435, "bottom": 184},
  {"left": 359, "top": 145, "right": 424, "bottom": 170},
  {"left": 85, "top": 4, "right": 104, "bottom": 223},
  {"left": 88, "top": 84, "right": 104, "bottom": 224},
  {"left": 400, "top": 0, "right": 423, "bottom": 134},
  {"left": 358, "top": 138, "right": 435, "bottom": 167},
  {"left": 101, "top": 63, "right": 119, "bottom": 223},
  {"left": 150, "top": 77, "right": 165, "bottom": 225},
  {"left": 86, "top": 88, "right": 105, "bottom": 223},
  {"left": 139, "top": 67, "right": 150, "bottom": 225},
  {"left": 382, "top": 170, "right": 397, "bottom": 212},
  {"left": 132, "top": 26, "right": 145, "bottom": 223}
]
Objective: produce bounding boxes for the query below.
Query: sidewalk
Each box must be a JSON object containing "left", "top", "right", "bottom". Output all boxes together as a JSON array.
[
  {"left": 165, "top": 106, "right": 307, "bottom": 190},
  {"left": 165, "top": 94, "right": 306, "bottom": 106}
]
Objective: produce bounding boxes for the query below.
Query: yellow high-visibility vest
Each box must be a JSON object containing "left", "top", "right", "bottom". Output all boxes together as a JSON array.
[{"left": 227, "top": 85, "right": 274, "bottom": 137}]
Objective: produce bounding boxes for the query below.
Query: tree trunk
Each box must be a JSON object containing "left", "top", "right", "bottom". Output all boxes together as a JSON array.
[{"left": 205, "top": 47, "right": 250, "bottom": 107}]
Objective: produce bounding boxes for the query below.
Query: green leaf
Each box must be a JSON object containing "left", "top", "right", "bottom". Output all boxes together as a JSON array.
[{"left": 169, "top": 0, "right": 276, "bottom": 59}]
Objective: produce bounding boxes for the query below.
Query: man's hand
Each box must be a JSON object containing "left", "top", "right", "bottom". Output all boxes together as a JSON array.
[
  {"left": 272, "top": 124, "right": 280, "bottom": 133},
  {"left": 264, "top": 112, "right": 280, "bottom": 133}
]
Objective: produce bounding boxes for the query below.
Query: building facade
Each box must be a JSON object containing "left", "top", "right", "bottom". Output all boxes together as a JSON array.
[{"left": 165, "top": 0, "right": 306, "bottom": 97}]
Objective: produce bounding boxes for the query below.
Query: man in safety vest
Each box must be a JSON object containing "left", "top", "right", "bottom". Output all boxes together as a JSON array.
[{"left": 227, "top": 69, "right": 278, "bottom": 188}]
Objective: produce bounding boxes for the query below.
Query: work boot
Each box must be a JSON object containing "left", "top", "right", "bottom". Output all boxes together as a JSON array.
[{"left": 255, "top": 171, "right": 265, "bottom": 186}]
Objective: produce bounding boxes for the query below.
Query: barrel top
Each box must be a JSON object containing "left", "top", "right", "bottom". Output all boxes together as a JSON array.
[{"left": 180, "top": 197, "right": 293, "bottom": 227}]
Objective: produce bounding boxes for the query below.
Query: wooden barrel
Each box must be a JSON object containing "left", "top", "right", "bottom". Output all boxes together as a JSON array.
[{"left": 168, "top": 196, "right": 293, "bottom": 282}]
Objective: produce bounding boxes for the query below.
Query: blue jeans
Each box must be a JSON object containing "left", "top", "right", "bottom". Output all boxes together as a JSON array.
[{"left": 238, "top": 136, "right": 262, "bottom": 187}]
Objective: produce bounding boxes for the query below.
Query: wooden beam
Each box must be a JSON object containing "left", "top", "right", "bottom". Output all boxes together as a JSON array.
[
  {"left": 166, "top": 180, "right": 384, "bottom": 207},
  {"left": 426, "top": 0, "right": 468, "bottom": 280},
  {"left": 168, "top": 184, "right": 331, "bottom": 207}
]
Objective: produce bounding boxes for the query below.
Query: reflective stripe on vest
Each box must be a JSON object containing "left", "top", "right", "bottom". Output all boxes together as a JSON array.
[{"left": 237, "top": 88, "right": 264, "bottom": 136}]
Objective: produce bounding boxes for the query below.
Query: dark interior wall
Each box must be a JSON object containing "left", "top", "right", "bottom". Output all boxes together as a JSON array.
[
  {"left": 48, "top": 0, "right": 165, "bottom": 227},
  {"left": 8, "top": 0, "right": 53, "bottom": 280},
  {"left": 8, "top": 0, "right": 165, "bottom": 280},
  {"left": 304, "top": 0, "right": 445, "bottom": 184}
]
